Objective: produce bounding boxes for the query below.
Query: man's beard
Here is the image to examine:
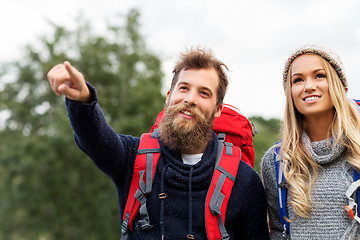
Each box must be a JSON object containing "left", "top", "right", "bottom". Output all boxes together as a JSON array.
[{"left": 158, "top": 103, "right": 215, "bottom": 154}]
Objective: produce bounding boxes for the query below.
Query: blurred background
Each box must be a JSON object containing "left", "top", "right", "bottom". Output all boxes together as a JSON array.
[{"left": 0, "top": 0, "right": 359, "bottom": 239}]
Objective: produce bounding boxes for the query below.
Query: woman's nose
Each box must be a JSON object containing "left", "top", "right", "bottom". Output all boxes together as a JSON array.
[{"left": 304, "top": 79, "right": 316, "bottom": 92}]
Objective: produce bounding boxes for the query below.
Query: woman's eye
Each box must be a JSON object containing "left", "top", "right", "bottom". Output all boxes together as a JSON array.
[
  {"left": 293, "top": 78, "right": 302, "bottom": 84},
  {"left": 316, "top": 74, "right": 326, "bottom": 79}
]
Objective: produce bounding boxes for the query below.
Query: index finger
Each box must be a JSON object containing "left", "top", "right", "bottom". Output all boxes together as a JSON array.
[
  {"left": 63, "top": 61, "right": 84, "bottom": 85},
  {"left": 63, "top": 61, "right": 76, "bottom": 78}
]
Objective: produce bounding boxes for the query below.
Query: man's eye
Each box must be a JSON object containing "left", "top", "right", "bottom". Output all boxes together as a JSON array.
[{"left": 200, "top": 91, "right": 209, "bottom": 96}]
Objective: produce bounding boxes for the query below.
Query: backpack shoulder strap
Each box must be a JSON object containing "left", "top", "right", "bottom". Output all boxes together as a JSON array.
[
  {"left": 273, "top": 143, "right": 290, "bottom": 239},
  {"left": 205, "top": 135, "right": 242, "bottom": 240},
  {"left": 121, "top": 130, "right": 161, "bottom": 236}
]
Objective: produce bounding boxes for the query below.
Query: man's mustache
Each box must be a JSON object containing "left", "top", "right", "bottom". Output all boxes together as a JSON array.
[{"left": 165, "top": 103, "right": 205, "bottom": 121}]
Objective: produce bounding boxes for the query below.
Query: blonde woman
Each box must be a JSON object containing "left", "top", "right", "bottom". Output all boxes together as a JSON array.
[{"left": 261, "top": 44, "right": 360, "bottom": 239}]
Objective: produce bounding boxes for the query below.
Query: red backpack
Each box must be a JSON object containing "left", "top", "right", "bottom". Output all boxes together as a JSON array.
[
  {"left": 150, "top": 104, "right": 255, "bottom": 168},
  {"left": 121, "top": 104, "right": 255, "bottom": 239}
]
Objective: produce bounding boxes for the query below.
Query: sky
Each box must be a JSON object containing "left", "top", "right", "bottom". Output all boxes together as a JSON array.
[{"left": 1, "top": 0, "right": 360, "bottom": 119}]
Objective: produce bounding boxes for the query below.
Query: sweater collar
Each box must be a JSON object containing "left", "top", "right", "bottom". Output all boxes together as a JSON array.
[
  {"left": 302, "top": 132, "right": 346, "bottom": 165},
  {"left": 157, "top": 132, "right": 218, "bottom": 190}
]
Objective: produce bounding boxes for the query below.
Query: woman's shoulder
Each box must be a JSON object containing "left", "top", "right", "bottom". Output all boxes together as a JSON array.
[
  {"left": 261, "top": 143, "right": 282, "bottom": 181},
  {"left": 261, "top": 143, "right": 280, "bottom": 168}
]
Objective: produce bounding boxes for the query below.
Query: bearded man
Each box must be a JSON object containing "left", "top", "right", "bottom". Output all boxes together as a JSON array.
[{"left": 47, "top": 48, "right": 269, "bottom": 239}]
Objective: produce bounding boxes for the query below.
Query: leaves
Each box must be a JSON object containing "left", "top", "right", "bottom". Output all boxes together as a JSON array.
[{"left": 250, "top": 116, "right": 282, "bottom": 173}]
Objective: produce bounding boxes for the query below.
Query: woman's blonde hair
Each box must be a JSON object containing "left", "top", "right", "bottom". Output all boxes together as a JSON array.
[{"left": 281, "top": 54, "right": 360, "bottom": 218}]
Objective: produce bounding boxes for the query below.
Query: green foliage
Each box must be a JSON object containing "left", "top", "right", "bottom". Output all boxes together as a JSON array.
[
  {"left": 0, "top": 9, "right": 164, "bottom": 239},
  {"left": 250, "top": 116, "right": 282, "bottom": 173}
]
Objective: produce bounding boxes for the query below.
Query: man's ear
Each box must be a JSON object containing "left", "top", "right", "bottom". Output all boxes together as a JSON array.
[
  {"left": 214, "top": 104, "right": 223, "bottom": 118},
  {"left": 165, "top": 90, "right": 171, "bottom": 106}
]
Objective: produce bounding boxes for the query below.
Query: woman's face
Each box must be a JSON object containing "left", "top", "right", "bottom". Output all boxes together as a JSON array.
[{"left": 290, "top": 54, "right": 334, "bottom": 120}]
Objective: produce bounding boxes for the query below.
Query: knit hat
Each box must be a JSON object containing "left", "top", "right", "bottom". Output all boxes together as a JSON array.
[{"left": 283, "top": 44, "right": 348, "bottom": 92}]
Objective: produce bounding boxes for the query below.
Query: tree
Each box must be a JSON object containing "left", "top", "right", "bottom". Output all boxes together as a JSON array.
[
  {"left": 0, "top": 9, "right": 165, "bottom": 239},
  {"left": 249, "top": 116, "right": 282, "bottom": 173}
]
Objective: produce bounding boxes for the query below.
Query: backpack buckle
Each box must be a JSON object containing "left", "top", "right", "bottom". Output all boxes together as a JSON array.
[
  {"left": 345, "top": 179, "right": 360, "bottom": 223},
  {"left": 282, "top": 230, "right": 290, "bottom": 240},
  {"left": 136, "top": 219, "right": 153, "bottom": 230},
  {"left": 345, "top": 205, "right": 356, "bottom": 219},
  {"left": 281, "top": 223, "right": 290, "bottom": 240},
  {"left": 121, "top": 212, "right": 130, "bottom": 235},
  {"left": 345, "top": 203, "right": 360, "bottom": 224},
  {"left": 278, "top": 180, "right": 288, "bottom": 189},
  {"left": 217, "top": 133, "right": 226, "bottom": 142}
]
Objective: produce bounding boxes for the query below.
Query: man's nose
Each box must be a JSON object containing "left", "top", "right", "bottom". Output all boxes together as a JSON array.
[{"left": 184, "top": 91, "right": 197, "bottom": 106}]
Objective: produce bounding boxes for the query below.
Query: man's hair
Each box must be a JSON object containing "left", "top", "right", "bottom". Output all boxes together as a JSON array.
[{"left": 170, "top": 47, "right": 228, "bottom": 105}]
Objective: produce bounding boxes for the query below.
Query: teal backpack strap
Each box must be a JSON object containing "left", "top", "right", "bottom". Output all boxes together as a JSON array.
[{"left": 273, "top": 142, "right": 290, "bottom": 239}]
